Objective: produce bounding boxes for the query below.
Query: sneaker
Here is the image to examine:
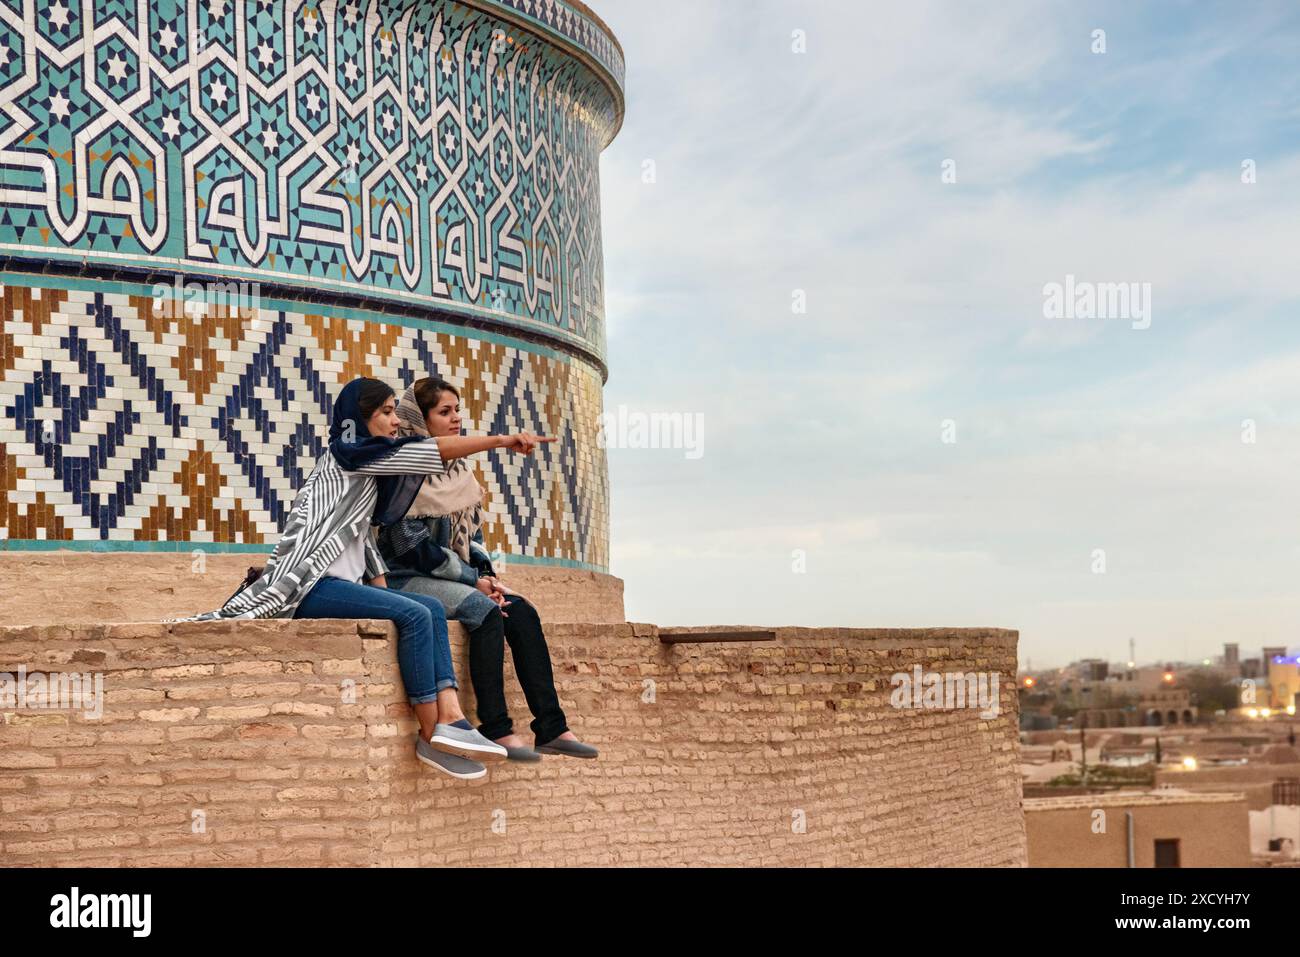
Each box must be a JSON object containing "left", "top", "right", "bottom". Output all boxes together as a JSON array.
[
  {"left": 535, "top": 736, "right": 599, "bottom": 759},
  {"left": 428, "top": 723, "right": 509, "bottom": 762},
  {"left": 416, "top": 735, "right": 486, "bottom": 779}
]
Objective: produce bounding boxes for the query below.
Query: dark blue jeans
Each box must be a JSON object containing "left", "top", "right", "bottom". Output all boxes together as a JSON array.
[{"left": 293, "top": 576, "right": 457, "bottom": 704}]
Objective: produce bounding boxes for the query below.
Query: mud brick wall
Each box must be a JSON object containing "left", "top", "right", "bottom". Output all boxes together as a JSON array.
[
  {"left": 0, "top": 554, "right": 626, "bottom": 627},
  {"left": 1155, "top": 763, "right": 1300, "bottom": 811},
  {"left": 1024, "top": 792, "right": 1251, "bottom": 867},
  {"left": 0, "top": 622, "right": 1024, "bottom": 866}
]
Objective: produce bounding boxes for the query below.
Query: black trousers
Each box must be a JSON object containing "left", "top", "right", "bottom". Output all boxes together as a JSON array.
[{"left": 467, "top": 594, "right": 569, "bottom": 743}]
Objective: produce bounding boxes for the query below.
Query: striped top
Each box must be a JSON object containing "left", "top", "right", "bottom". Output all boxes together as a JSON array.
[{"left": 174, "top": 439, "right": 446, "bottom": 621}]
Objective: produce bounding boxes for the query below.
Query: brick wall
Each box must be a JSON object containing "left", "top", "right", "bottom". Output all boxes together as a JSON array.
[
  {"left": 1024, "top": 792, "right": 1251, "bottom": 867},
  {"left": 0, "top": 621, "right": 1025, "bottom": 866},
  {"left": 0, "top": 554, "right": 626, "bottom": 626},
  {"left": 1156, "top": 763, "right": 1300, "bottom": 811}
]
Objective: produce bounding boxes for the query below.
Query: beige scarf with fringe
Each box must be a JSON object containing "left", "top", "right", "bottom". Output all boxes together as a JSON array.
[{"left": 396, "top": 384, "right": 484, "bottom": 562}]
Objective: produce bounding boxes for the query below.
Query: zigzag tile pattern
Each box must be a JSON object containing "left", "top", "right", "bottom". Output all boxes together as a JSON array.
[{"left": 0, "top": 277, "right": 610, "bottom": 568}]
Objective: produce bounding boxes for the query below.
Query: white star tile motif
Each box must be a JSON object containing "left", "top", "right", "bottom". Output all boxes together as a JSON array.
[
  {"left": 48, "top": 1, "right": 71, "bottom": 30},
  {"left": 49, "top": 90, "right": 71, "bottom": 120},
  {"left": 156, "top": 25, "right": 179, "bottom": 52},
  {"left": 160, "top": 110, "right": 182, "bottom": 139},
  {"left": 105, "top": 55, "right": 130, "bottom": 82}
]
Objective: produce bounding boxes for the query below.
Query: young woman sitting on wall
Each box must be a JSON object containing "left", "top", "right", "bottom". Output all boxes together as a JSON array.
[
  {"left": 171, "top": 377, "right": 547, "bottom": 780},
  {"left": 375, "top": 376, "right": 599, "bottom": 763}
]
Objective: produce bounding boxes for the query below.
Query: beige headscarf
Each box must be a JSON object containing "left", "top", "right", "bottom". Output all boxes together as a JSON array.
[{"left": 396, "top": 384, "right": 484, "bottom": 562}]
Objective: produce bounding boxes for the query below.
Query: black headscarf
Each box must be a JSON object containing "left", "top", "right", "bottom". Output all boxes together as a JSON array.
[{"left": 328, "top": 378, "right": 430, "bottom": 525}]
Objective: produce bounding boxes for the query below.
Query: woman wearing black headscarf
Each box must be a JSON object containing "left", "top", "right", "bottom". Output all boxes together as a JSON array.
[{"left": 173, "top": 377, "right": 552, "bottom": 780}]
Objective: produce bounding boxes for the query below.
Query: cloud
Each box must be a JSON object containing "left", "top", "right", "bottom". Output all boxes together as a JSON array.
[{"left": 592, "top": 0, "right": 1300, "bottom": 665}]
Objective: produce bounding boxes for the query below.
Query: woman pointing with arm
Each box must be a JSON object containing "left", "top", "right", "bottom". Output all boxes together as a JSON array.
[{"left": 172, "top": 377, "right": 552, "bottom": 780}]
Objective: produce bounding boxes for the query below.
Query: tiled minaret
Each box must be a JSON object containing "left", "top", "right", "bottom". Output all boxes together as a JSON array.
[{"left": 0, "top": 0, "right": 624, "bottom": 588}]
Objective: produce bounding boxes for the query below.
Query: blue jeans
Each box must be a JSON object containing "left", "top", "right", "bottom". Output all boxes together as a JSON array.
[{"left": 293, "top": 576, "right": 457, "bottom": 705}]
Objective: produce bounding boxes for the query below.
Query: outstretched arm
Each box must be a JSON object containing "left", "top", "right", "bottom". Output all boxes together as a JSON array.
[
  {"left": 349, "top": 433, "right": 554, "bottom": 476},
  {"left": 436, "top": 432, "right": 555, "bottom": 461}
]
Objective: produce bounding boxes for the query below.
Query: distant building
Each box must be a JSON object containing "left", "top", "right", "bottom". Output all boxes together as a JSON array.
[
  {"left": 1133, "top": 665, "right": 1180, "bottom": 694},
  {"left": 1156, "top": 752, "right": 1300, "bottom": 810},
  {"left": 1224, "top": 643, "right": 1240, "bottom": 667},
  {"left": 1076, "top": 707, "right": 1141, "bottom": 729},
  {"left": 1266, "top": 656, "right": 1300, "bottom": 711},
  {"left": 1066, "top": 672, "right": 1192, "bottom": 728},
  {"left": 1249, "top": 778, "right": 1300, "bottom": 863},
  {"left": 1139, "top": 688, "right": 1197, "bottom": 726},
  {"left": 1024, "top": 791, "right": 1250, "bottom": 867}
]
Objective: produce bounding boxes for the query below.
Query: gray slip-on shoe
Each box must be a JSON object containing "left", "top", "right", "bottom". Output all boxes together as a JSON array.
[
  {"left": 503, "top": 744, "right": 543, "bottom": 762},
  {"left": 534, "top": 737, "right": 599, "bottom": 759},
  {"left": 429, "top": 723, "right": 509, "bottom": 762},
  {"left": 416, "top": 736, "right": 486, "bottom": 780}
]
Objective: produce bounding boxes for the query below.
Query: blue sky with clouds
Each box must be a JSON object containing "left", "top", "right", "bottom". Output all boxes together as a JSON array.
[{"left": 590, "top": 0, "right": 1300, "bottom": 669}]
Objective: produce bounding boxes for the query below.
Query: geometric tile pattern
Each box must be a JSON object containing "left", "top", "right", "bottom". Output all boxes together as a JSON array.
[
  {"left": 0, "top": 276, "right": 610, "bottom": 569},
  {"left": 0, "top": 0, "right": 624, "bottom": 361}
]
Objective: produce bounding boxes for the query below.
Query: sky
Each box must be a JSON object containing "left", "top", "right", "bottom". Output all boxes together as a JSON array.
[{"left": 590, "top": 0, "right": 1300, "bottom": 670}]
